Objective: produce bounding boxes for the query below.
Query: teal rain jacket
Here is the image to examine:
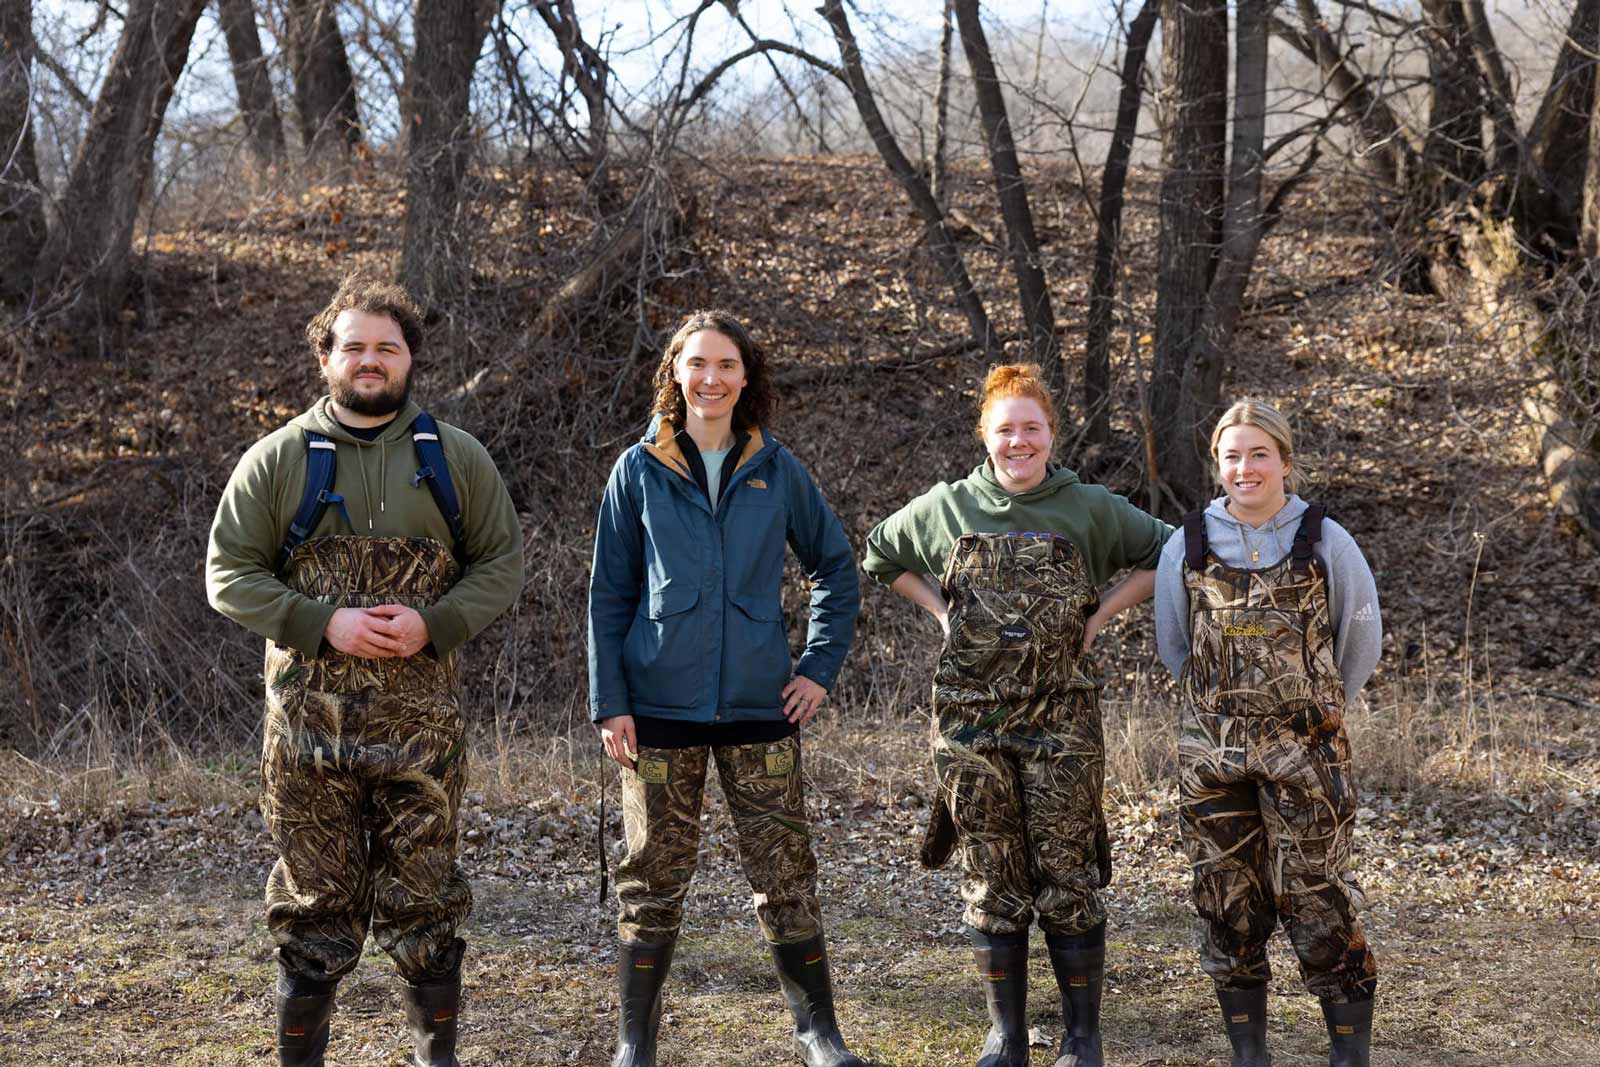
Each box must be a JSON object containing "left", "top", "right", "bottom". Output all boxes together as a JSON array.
[{"left": 587, "top": 416, "right": 859, "bottom": 723}]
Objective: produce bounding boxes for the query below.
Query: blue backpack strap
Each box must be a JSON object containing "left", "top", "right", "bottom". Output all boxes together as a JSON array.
[
  {"left": 1182, "top": 510, "right": 1208, "bottom": 571},
  {"left": 409, "top": 412, "right": 469, "bottom": 568},
  {"left": 277, "top": 431, "right": 349, "bottom": 573}
]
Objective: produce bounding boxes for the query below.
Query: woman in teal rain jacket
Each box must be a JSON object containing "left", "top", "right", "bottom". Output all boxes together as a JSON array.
[{"left": 587, "top": 309, "right": 863, "bottom": 1067}]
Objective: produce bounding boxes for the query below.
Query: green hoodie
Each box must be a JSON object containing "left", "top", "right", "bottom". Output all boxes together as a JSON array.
[
  {"left": 863, "top": 460, "right": 1171, "bottom": 588},
  {"left": 206, "top": 396, "right": 523, "bottom": 658}
]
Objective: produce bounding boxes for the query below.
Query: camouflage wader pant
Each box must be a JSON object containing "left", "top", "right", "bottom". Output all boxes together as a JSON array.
[
  {"left": 615, "top": 734, "right": 822, "bottom": 945},
  {"left": 928, "top": 533, "right": 1109, "bottom": 937},
  {"left": 1179, "top": 540, "right": 1377, "bottom": 1001},
  {"left": 262, "top": 536, "right": 471, "bottom": 984}
]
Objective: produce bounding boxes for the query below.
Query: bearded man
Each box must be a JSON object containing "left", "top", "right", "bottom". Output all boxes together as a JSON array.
[{"left": 206, "top": 275, "right": 523, "bottom": 1066}]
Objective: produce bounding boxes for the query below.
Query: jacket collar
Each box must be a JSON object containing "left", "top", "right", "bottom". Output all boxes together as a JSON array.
[{"left": 645, "top": 416, "right": 767, "bottom": 482}]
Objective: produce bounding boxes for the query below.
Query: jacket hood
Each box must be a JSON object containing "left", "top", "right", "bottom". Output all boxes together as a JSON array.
[
  {"left": 1202, "top": 493, "right": 1308, "bottom": 533},
  {"left": 970, "top": 459, "right": 1081, "bottom": 505},
  {"left": 291, "top": 396, "right": 423, "bottom": 445}
]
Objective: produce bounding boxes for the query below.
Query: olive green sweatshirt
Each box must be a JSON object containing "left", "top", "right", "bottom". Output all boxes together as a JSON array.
[
  {"left": 863, "top": 460, "right": 1172, "bottom": 588},
  {"left": 206, "top": 397, "right": 524, "bottom": 657}
]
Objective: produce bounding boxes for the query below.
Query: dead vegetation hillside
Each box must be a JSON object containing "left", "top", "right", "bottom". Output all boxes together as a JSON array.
[{"left": 2, "top": 157, "right": 1598, "bottom": 1065}]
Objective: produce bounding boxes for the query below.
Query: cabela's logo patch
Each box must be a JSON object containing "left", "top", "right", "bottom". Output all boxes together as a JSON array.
[{"left": 1222, "top": 623, "right": 1269, "bottom": 638}]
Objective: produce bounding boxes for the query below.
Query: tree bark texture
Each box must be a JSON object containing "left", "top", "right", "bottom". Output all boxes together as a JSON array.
[
  {"left": 1419, "top": 0, "right": 1486, "bottom": 203},
  {"left": 1151, "top": 0, "right": 1228, "bottom": 513},
  {"left": 1522, "top": 0, "right": 1600, "bottom": 248},
  {"left": 932, "top": 0, "right": 954, "bottom": 207},
  {"left": 400, "top": 0, "right": 493, "bottom": 310},
  {"left": 285, "top": 0, "right": 362, "bottom": 167},
  {"left": 952, "top": 0, "right": 1059, "bottom": 383},
  {"left": 1083, "top": 0, "right": 1156, "bottom": 451},
  {"left": 819, "top": 0, "right": 997, "bottom": 356},
  {"left": 0, "top": 0, "right": 47, "bottom": 301},
  {"left": 216, "top": 0, "right": 286, "bottom": 172},
  {"left": 32, "top": 0, "right": 208, "bottom": 353}
]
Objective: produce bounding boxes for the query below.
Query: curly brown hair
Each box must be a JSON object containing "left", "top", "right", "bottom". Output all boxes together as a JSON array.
[
  {"left": 650, "top": 310, "right": 774, "bottom": 431},
  {"left": 304, "top": 273, "right": 426, "bottom": 360}
]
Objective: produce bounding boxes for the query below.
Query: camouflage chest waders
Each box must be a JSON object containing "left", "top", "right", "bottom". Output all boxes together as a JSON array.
[
  {"left": 615, "top": 734, "right": 822, "bottom": 946},
  {"left": 262, "top": 535, "right": 471, "bottom": 985},
  {"left": 1178, "top": 512, "right": 1377, "bottom": 1001},
  {"left": 927, "top": 532, "right": 1109, "bottom": 937}
]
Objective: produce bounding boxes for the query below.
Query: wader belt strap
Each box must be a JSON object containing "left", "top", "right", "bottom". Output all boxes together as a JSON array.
[
  {"left": 1182, "top": 510, "right": 1208, "bottom": 571},
  {"left": 1291, "top": 503, "right": 1327, "bottom": 570}
]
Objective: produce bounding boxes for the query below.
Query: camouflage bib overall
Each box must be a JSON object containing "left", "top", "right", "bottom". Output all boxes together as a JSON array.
[
  {"left": 261, "top": 536, "right": 472, "bottom": 984},
  {"left": 926, "top": 532, "right": 1110, "bottom": 937},
  {"left": 1178, "top": 513, "right": 1378, "bottom": 999}
]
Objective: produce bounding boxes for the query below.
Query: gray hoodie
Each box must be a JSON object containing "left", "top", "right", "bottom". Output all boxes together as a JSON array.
[{"left": 1154, "top": 494, "right": 1382, "bottom": 701}]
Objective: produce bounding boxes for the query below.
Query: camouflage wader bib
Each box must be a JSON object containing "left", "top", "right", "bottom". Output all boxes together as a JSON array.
[
  {"left": 262, "top": 536, "right": 471, "bottom": 983},
  {"left": 1178, "top": 511, "right": 1378, "bottom": 999},
  {"left": 615, "top": 734, "right": 822, "bottom": 945},
  {"left": 926, "top": 532, "right": 1110, "bottom": 937}
]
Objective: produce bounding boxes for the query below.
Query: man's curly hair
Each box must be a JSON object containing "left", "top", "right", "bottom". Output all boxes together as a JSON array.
[{"left": 304, "top": 274, "right": 426, "bottom": 360}]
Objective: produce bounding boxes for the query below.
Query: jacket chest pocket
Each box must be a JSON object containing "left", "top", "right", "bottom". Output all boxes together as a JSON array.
[{"left": 622, "top": 580, "right": 705, "bottom": 709}]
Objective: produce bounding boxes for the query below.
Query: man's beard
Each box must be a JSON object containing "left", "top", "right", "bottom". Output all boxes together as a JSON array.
[{"left": 327, "top": 368, "right": 411, "bottom": 416}]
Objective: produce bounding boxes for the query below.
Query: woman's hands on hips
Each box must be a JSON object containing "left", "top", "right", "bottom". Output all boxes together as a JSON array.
[
  {"left": 782, "top": 676, "right": 828, "bottom": 726},
  {"left": 600, "top": 714, "right": 638, "bottom": 769}
]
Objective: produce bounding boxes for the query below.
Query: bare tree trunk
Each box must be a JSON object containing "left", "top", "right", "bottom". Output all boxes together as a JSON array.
[
  {"left": 532, "top": 0, "right": 613, "bottom": 211},
  {"left": 1419, "top": 0, "right": 1485, "bottom": 203},
  {"left": 400, "top": 0, "right": 494, "bottom": 310},
  {"left": 1284, "top": 0, "right": 1416, "bottom": 189},
  {"left": 1150, "top": 0, "right": 1228, "bottom": 513},
  {"left": 1196, "top": 0, "right": 1271, "bottom": 378},
  {"left": 216, "top": 0, "right": 286, "bottom": 173},
  {"left": 0, "top": 0, "right": 47, "bottom": 301},
  {"left": 285, "top": 0, "right": 362, "bottom": 168},
  {"left": 819, "top": 0, "right": 997, "bottom": 356},
  {"left": 1585, "top": 54, "right": 1600, "bottom": 259},
  {"left": 952, "top": 0, "right": 1059, "bottom": 382},
  {"left": 1084, "top": 0, "right": 1157, "bottom": 451},
  {"left": 32, "top": 0, "right": 208, "bottom": 354},
  {"left": 932, "top": 0, "right": 954, "bottom": 207},
  {"left": 1523, "top": 0, "right": 1600, "bottom": 246}
]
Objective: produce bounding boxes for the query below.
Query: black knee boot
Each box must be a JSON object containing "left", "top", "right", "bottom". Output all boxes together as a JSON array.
[
  {"left": 1321, "top": 995, "right": 1373, "bottom": 1067},
  {"left": 612, "top": 939, "right": 676, "bottom": 1067},
  {"left": 968, "top": 927, "right": 1030, "bottom": 1067},
  {"left": 401, "top": 958, "right": 463, "bottom": 1067},
  {"left": 276, "top": 969, "right": 336, "bottom": 1067},
  {"left": 1216, "top": 985, "right": 1271, "bottom": 1067},
  {"left": 769, "top": 934, "right": 868, "bottom": 1067},
  {"left": 1043, "top": 924, "right": 1104, "bottom": 1067}
]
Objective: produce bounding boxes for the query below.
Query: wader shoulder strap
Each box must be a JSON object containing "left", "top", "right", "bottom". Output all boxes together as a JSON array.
[
  {"left": 409, "top": 412, "right": 469, "bottom": 568},
  {"left": 1291, "top": 503, "right": 1327, "bottom": 569},
  {"left": 1182, "top": 510, "right": 1208, "bottom": 571},
  {"left": 277, "top": 431, "right": 349, "bottom": 574}
]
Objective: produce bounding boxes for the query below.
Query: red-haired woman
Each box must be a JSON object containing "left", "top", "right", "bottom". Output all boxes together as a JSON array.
[
  {"left": 864, "top": 364, "right": 1171, "bottom": 1067},
  {"left": 588, "top": 310, "right": 864, "bottom": 1067}
]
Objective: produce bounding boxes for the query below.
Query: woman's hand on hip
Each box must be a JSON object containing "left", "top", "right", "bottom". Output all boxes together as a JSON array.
[
  {"left": 782, "top": 676, "right": 828, "bottom": 726},
  {"left": 600, "top": 715, "right": 638, "bottom": 770}
]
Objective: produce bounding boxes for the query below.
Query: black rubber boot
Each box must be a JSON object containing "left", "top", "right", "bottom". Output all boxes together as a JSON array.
[
  {"left": 1321, "top": 995, "right": 1373, "bottom": 1067},
  {"left": 1043, "top": 924, "right": 1105, "bottom": 1067},
  {"left": 275, "top": 970, "right": 336, "bottom": 1067},
  {"left": 968, "top": 927, "right": 1030, "bottom": 1067},
  {"left": 769, "top": 934, "right": 868, "bottom": 1067},
  {"left": 1216, "top": 985, "right": 1271, "bottom": 1067},
  {"left": 401, "top": 960, "right": 462, "bottom": 1067},
  {"left": 612, "top": 939, "right": 676, "bottom": 1067}
]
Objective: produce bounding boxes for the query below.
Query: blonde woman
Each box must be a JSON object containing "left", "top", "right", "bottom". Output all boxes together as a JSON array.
[{"left": 1154, "top": 399, "right": 1381, "bottom": 1067}]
